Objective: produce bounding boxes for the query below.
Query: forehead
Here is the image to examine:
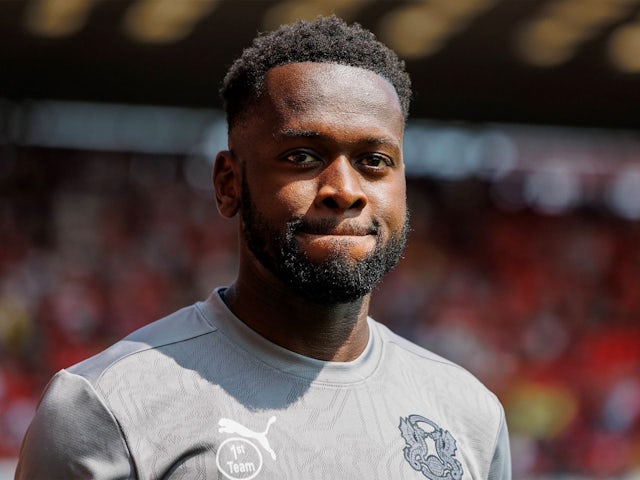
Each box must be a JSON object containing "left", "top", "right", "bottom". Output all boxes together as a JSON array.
[
  {"left": 267, "top": 62, "right": 401, "bottom": 113},
  {"left": 234, "top": 62, "right": 404, "bottom": 142}
]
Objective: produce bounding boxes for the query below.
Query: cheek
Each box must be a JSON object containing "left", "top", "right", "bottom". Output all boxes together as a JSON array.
[
  {"left": 384, "top": 201, "right": 408, "bottom": 237},
  {"left": 245, "top": 168, "right": 313, "bottom": 214},
  {"left": 273, "top": 180, "right": 317, "bottom": 215},
  {"left": 369, "top": 181, "right": 406, "bottom": 224}
]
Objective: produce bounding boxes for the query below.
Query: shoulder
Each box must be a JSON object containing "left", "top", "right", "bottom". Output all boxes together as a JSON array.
[
  {"left": 374, "top": 320, "right": 483, "bottom": 379},
  {"left": 374, "top": 320, "right": 458, "bottom": 365},
  {"left": 372, "top": 320, "right": 510, "bottom": 477},
  {"left": 16, "top": 369, "right": 135, "bottom": 478},
  {"left": 69, "top": 302, "right": 217, "bottom": 385},
  {"left": 372, "top": 319, "right": 504, "bottom": 414},
  {"left": 17, "top": 303, "right": 218, "bottom": 478}
]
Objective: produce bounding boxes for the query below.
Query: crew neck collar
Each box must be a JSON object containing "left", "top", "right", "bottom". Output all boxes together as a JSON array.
[{"left": 196, "top": 288, "right": 383, "bottom": 385}]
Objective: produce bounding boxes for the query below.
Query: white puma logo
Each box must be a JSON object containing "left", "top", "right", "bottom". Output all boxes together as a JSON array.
[{"left": 218, "top": 416, "right": 277, "bottom": 460}]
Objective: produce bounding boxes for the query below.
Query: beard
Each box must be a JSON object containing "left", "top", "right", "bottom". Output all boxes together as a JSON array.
[{"left": 240, "top": 176, "right": 409, "bottom": 305}]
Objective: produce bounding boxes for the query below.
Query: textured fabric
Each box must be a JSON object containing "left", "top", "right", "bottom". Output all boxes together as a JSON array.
[{"left": 16, "top": 288, "right": 511, "bottom": 479}]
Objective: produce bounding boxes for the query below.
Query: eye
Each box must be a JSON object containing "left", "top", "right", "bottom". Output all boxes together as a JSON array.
[
  {"left": 284, "top": 151, "right": 320, "bottom": 166},
  {"left": 358, "top": 154, "right": 394, "bottom": 170}
]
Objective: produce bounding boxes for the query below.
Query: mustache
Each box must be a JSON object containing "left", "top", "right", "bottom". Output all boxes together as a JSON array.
[{"left": 288, "top": 218, "right": 380, "bottom": 236}]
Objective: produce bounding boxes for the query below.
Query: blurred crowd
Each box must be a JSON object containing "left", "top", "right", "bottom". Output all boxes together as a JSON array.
[{"left": 1, "top": 150, "right": 639, "bottom": 478}]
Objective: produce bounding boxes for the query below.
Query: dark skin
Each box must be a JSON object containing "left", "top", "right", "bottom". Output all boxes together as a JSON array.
[{"left": 213, "top": 62, "right": 406, "bottom": 362}]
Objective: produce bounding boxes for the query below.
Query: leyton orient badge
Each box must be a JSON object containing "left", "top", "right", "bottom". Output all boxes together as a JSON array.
[{"left": 399, "top": 414, "right": 464, "bottom": 480}]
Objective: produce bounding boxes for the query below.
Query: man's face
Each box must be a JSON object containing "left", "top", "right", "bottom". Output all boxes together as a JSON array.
[{"left": 230, "top": 62, "right": 408, "bottom": 304}]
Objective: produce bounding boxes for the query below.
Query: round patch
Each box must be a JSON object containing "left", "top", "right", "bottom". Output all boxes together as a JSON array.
[{"left": 216, "top": 437, "right": 264, "bottom": 480}]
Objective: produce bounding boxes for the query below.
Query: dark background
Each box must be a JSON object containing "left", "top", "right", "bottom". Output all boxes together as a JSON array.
[{"left": 2, "top": 0, "right": 640, "bottom": 128}]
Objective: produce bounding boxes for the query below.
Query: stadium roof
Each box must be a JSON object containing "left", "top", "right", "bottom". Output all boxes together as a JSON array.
[{"left": 2, "top": 0, "right": 640, "bottom": 128}]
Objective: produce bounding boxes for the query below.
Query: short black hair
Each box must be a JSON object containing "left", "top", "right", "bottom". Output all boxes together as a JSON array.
[{"left": 220, "top": 15, "right": 412, "bottom": 129}]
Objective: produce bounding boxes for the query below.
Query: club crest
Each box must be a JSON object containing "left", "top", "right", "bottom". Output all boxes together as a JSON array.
[{"left": 399, "top": 414, "right": 464, "bottom": 480}]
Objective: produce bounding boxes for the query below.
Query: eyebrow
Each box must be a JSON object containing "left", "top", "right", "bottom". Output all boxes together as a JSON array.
[
  {"left": 274, "top": 128, "right": 321, "bottom": 139},
  {"left": 274, "top": 128, "right": 400, "bottom": 149}
]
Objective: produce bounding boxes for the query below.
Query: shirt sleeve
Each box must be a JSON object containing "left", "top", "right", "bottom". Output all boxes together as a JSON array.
[
  {"left": 487, "top": 412, "right": 512, "bottom": 480},
  {"left": 15, "top": 369, "right": 135, "bottom": 480}
]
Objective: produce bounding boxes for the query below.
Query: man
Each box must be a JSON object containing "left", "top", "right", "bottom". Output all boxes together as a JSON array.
[{"left": 16, "top": 16, "right": 511, "bottom": 479}]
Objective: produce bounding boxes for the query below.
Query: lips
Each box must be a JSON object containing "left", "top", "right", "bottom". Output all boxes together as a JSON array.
[{"left": 297, "top": 220, "right": 378, "bottom": 237}]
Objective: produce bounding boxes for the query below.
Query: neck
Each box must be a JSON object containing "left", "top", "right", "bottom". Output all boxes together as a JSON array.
[{"left": 222, "top": 268, "right": 371, "bottom": 362}]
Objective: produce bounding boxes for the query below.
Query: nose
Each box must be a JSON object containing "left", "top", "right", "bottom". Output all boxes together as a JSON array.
[{"left": 314, "top": 157, "right": 367, "bottom": 213}]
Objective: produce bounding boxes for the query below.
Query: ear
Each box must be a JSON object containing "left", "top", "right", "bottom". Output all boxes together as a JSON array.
[{"left": 213, "top": 150, "right": 241, "bottom": 218}]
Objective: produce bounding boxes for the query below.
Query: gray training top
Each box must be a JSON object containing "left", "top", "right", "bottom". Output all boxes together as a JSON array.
[{"left": 17, "top": 288, "right": 511, "bottom": 479}]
